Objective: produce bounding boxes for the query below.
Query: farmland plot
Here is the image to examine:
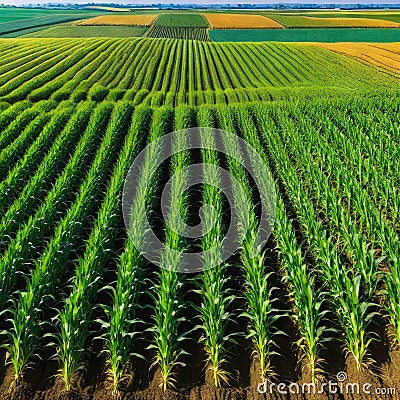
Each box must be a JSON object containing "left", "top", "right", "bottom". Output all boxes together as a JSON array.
[
  {"left": 146, "top": 13, "right": 210, "bottom": 40},
  {"left": 77, "top": 14, "right": 156, "bottom": 26},
  {"left": 146, "top": 26, "right": 210, "bottom": 41},
  {"left": 0, "top": 30, "right": 399, "bottom": 400},
  {"left": 154, "top": 13, "right": 209, "bottom": 28},
  {"left": 312, "top": 42, "right": 400, "bottom": 73},
  {"left": 0, "top": 38, "right": 397, "bottom": 105},
  {"left": 24, "top": 25, "right": 148, "bottom": 38},
  {"left": 0, "top": 9, "right": 102, "bottom": 36},
  {"left": 203, "top": 13, "right": 283, "bottom": 29},
  {"left": 0, "top": 96, "right": 398, "bottom": 399},
  {"left": 265, "top": 14, "right": 400, "bottom": 28}
]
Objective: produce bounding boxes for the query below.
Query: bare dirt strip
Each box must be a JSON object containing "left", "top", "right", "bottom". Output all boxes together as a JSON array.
[{"left": 0, "top": 350, "right": 399, "bottom": 399}]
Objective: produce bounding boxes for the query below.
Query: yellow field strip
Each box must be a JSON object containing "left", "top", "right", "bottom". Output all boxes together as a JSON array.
[
  {"left": 203, "top": 13, "right": 283, "bottom": 29},
  {"left": 372, "top": 43, "right": 400, "bottom": 54},
  {"left": 87, "top": 6, "right": 131, "bottom": 11},
  {"left": 303, "top": 16, "right": 400, "bottom": 27},
  {"left": 298, "top": 10, "right": 400, "bottom": 15},
  {"left": 77, "top": 15, "right": 157, "bottom": 26},
  {"left": 311, "top": 42, "right": 400, "bottom": 73}
]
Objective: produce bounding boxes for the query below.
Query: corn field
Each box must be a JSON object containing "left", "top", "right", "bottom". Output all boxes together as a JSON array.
[
  {"left": 0, "top": 36, "right": 399, "bottom": 400},
  {"left": 0, "top": 38, "right": 397, "bottom": 106}
]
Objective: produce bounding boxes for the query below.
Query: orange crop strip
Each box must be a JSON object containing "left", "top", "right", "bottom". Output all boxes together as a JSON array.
[
  {"left": 311, "top": 42, "right": 400, "bottom": 73},
  {"left": 203, "top": 13, "right": 283, "bottom": 29}
]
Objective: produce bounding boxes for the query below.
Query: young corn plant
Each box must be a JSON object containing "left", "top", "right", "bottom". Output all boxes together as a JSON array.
[
  {"left": 215, "top": 106, "right": 281, "bottom": 384},
  {"left": 0, "top": 101, "right": 94, "bottom": 254},
  {"left": 254, "top": 104, "right": 377, "bottom": 372},
  {"left": 385, "top": 264, "right": 400, "bottom": 346},
  {"left": 194, "top": 115, "right": 234, "bottom": 387},
  {"left": 234, "top": 120, "right": 280, "bottom": 382},
  {"left": 288, "top": 111, "right": 383, "bottom": 298},
  {"left": 280, "top": 109, "right": 386, "bottom": 364},
  {"left": 151, "top": 254, "right": 186, "bottom": 391},
  {"left": 247, "top": 105, "right": 333, "bottom": 382},
  {"left": 292, "top": 109, "right": 400, "bottom": 348},
  {"left": 102, "top": 107, "right": 166, "bottom": 395},
  {"left": 2, "top": 103, "right": 131, "bottom": 385},
  {"left": 56, "top": 104, "right": 142, "bottom": 391},
  {"left": 145, "top": 107, "right": 189, "bottom": 391}
]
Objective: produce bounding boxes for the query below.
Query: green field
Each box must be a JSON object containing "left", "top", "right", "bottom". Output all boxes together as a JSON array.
[
  {"left": 210, "top": 27, "right": 400, "bottom": 42},
  {"left": 0, "top": 8, "right": 101, "bottom": 36},
  {"left": 0, "top": 7, "right": 399, "bottom": 400},
  {"left": 0, "top": 24, "right": 61, "bottom": 37},
  {"left": 23, "top": 25, "right": 147, "bottom": 38},
  {"left": 154, "top": 13, "right": 209, "bottom": 27},
  {"left": 146, "top": 25, "right": 210, "bottom": 40},
  {"left": 0, "top": 39, "right": 396, "bottom": 105},
  {"left": 275, "top": 11, "right": 400, "bottom": 24},
  {"left": 145, "top": 13, "right": 210, "bottom": 39},
  {"left": 0, "top": 7, "right": 100, "bottom": 22}
]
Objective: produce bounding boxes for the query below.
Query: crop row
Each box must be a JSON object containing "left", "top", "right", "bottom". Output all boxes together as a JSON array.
[
  {"left": 0, "top": 38, "right": 397, "bottom": 104},
  {"left": 146, "top": 26, "right": 211, "bottom": 41}
]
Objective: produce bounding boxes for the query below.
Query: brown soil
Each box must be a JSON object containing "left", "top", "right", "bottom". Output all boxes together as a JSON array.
[
  {"left": 382, "top": 348, "right": 400, "bottom": 392},
  {"left": 0, "top": 354, "right": 398, "bottom": 400}
]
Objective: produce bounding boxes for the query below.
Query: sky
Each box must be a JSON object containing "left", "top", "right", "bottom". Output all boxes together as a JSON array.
[{"left": 4, "top": 0, "right": 400, "bottom": 6}]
